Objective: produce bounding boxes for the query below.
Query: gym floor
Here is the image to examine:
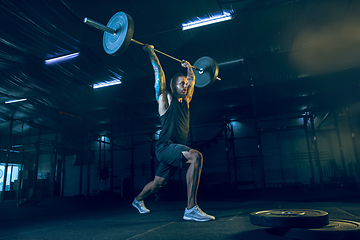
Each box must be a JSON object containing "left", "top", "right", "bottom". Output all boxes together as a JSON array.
[{"left": 1, "top": 188, "right": 360, "bottom": 240}]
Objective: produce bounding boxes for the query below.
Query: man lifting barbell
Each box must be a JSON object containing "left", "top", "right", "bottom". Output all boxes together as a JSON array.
[
  {"left": 83, "top": 11, "right": 216, "bottom": 221},
  {"left": 132, "top": 45, "right": 215, "bottom": 222}
]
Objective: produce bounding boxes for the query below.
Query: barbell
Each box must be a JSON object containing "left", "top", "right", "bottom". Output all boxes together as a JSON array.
[{"left": 84, "top": 12, "right": 220, "bottom": 88}]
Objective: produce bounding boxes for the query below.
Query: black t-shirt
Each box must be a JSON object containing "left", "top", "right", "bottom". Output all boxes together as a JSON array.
[{"left": 157, "top": 98, "right": 189, "bottom": 146}]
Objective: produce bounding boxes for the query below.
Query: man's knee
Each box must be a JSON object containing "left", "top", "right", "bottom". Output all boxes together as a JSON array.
[
  {"left": 193, "top": 150, "right": 203, "bottom": 163},
  {"left": 184, "top": 149, "right": 203, "bottom": 165},
  {"left": 153, "top": 177, "right": 167, "bottom": 190}
]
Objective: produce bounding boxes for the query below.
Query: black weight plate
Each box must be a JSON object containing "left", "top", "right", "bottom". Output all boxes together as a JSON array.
[
  {"left": 103, "top": 12, "right": 134, "bottom": 55},
  {"left": 283, "top": 219, "right": 360, "bottom": 240},
  {"left": 193, "top": 56, "right": 219, "bottom": 88},
  {"left": 250, "top": 209, "right": 329, "bottom": 228}
]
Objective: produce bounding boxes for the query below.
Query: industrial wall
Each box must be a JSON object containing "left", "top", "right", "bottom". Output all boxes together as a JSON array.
[{"left": 1, "top": 104, "right": 360, "bottom": 200}]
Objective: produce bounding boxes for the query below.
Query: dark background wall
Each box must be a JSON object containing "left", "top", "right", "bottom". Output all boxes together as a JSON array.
[{"left": 2, "top": 103, "right": 359, "bottom": 201}]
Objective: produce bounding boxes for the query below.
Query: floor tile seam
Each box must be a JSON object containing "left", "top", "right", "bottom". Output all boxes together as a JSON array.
[
  {"left": 125, "top": 221, "right": 177, "bottom": 240},
  {"left": 334, "top": 207, "right": 360, "bottom": 220}
]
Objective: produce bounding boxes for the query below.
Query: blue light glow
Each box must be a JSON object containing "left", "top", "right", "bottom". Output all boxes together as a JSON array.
[
  {"left": 5, "top": 98, "right": 27, "bottom": 104},
  {"left": 93, "top": 79, "right": 121, "bottom": 89},
  {"left": 45, "top": 52, "right": 80, "bottom": 64},
  {"left": 182, "top": 11, "right": 233, "bottom": 31}
]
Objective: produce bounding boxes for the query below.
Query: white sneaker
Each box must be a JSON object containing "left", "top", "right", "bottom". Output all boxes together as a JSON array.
[
  {"left": 183, "top": 205, "right": 215, "bottom": 221},
  {"left": 132, "top": 198, "right": 150, "bottom": 214}
]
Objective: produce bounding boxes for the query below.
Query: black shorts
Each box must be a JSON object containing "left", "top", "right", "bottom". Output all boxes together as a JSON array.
[{"left": 155, "top": 141, "right": 191, "bottom": 181}]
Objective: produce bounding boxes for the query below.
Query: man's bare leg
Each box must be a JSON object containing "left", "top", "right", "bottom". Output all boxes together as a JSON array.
[
  {"left": 182, "top": 149, "right": 215, "bottom": 221},
  {"left": 132, "top": 176, "right": 166, "bottom": 214},
  {"left": 136, "top": 176, "right": 166, "bottom": 201},
  {"left": 183, "top": 149, "right": 203, "bottom": 209}
]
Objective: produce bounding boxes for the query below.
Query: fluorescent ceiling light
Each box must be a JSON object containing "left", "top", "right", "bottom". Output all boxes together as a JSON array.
[
  {"left": 182, "top": 11, "right": 233, "bottom": 31},
  {"left": 1, "top": 149, "right": 20, "bottom": 153},
  {"left": 93, "top": 79, "right": 121, "bottom": 89},
  {"left": 5, "top": 98, "right": 27, "bottom": 104},
  {"left": 45, "top": 52, "right": 80, "bottom": 64}
]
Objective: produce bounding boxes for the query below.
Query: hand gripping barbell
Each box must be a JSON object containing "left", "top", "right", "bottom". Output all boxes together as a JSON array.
[{"left": 84, "top": 12, "right": 220, "bottom": 88}]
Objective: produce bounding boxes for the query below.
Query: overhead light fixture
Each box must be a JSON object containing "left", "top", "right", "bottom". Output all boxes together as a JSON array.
[
  {"left": 182, "top": 11, "right": 233, "bottom": 31},
  {"left": 45, "top": 52, "right": 80, "bottom": 64},
  {"left": 1, "top": 149, "right": 20, "bottom": 153},
  {"left": 93, "top": 79, "right": 121, "bottom": 89},
  {"left": 5, "top": 98, "right": 27, "bottom": 104}
]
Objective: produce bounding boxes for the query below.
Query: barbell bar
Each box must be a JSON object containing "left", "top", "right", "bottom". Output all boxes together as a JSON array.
[
  {"left": 84, "top": 12, "right": 220, "bottom": 87},
  {"left": 84, "top": 16, "right": 204, "bottom": 72},
  {"left": 130, "top": 39, "right": 204, "bottom": 74}
]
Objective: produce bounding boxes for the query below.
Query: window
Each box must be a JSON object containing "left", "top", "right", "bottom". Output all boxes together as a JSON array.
[{"left": 0, "top": 164, "right": 20, "bottom": 191}]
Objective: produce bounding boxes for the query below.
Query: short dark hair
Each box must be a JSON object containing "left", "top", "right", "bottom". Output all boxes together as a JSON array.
[{"left": 170, "top": 73, "right": 185, "bottom": 93}]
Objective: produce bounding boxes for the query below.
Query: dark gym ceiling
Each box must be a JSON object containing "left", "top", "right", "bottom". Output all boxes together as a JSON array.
[{"left": 1, "top": 0, "right": 360, "bottom": 137}]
